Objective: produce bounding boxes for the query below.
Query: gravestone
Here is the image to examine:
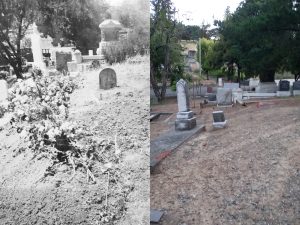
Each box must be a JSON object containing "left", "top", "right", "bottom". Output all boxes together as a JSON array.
[
  {"left": 279, "top": 80, "right": 290, "bottom": 91},
  {"left": 74, "top": 50, "right": 82, "bottom": 64},
  {"left": 175, "top": 79, "right": 196, "bottom": 131},
  {"left": 56, "top": 52, "right": 72, "bottom": 71},
  {"left": 256, "top": 82, "right": 277, "bottom": 93},
  {"left": 207, "top": 93, "right": 216, "bottom": 101},
  {"left": 277, "top": 80, "right": 291, "bottom": 97},
  {"left": 0, "top": 80, "right": 8, "bottom": 102},
  {"left": 293, "top": 81, "right": 300, "bottom": 96},
  {"left": 99, "top": 68, "right": 117, "bottom": 90},
  {"left": 212, "top": 111, "right": 227, "bottom": 128},
  {"left": 217, "top": 88, "right": 232, "bottom": 106},
  {"left": 89, "top": 50, "right": 93, "bottom": 56}
]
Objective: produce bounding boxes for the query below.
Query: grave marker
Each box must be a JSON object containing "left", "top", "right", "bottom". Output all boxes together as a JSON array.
[
  {"left": 175, "top": 79, "right": 196, "bottom": 131},
  {"left": 293, "top": 81, "right": 300, "bottom": 96},
  {"left": 99, "top": 68, "right": 117, "bottom": 90},
  {"left": 217, "top": 88, "right": 232, "bottom": 106},
  {"left": 212, "top": 111, "right": 227, "bottom": 128}
]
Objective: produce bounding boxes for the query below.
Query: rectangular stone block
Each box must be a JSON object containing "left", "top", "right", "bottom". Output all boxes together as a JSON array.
[
  {"left": 217, "top": 88, "right": 232, "bottom": 105},
  {"left": 176, "top": 111, "right": 194, "bottom": 119},
  {"left": 293, "top": 81, "right": 300, "bottom": 90},
  {"left": 276, "top": 91, "right": 291, "bottom": 97},
  {"left": 293, "top": 90, "right": 300, "bottom": 96},
  {"left": 175, "top": 117, "right": 196, "bottom": 131},
  {"left": 67, "top": 61, "right": 78, "bottom": 72}
]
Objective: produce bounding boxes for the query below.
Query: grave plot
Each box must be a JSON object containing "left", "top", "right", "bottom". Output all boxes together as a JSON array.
[
  {"left": 0, "top": 55, "right": 150, "bottom": 225},
  {"left": 151, "top": 96, "right": 300, "bottom": 225}
]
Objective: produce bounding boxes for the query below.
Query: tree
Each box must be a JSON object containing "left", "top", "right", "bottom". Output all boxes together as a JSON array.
[
  {"left": 216, "top": 0, "right": 300, "bottom": 82},
  {"left": 0, "top": 0, "right": 38, "bottom": 79},
  {"left": 150, "top": 0, "right": 183, "bottom": 102},
  {"left": 37, "top": 0, "right": 109, "bottom": 54}
]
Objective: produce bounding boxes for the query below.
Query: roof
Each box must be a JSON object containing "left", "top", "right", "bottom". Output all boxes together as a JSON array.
[{"left": 99, "top": 19, "right": 123, "bottom": 29}]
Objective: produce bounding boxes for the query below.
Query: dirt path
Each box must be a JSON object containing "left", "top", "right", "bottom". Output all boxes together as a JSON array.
[
  {"left": 151, "top": 98, "right": 300, "bottom": 225},
  {"left": 0, "top": 56, "right": 150, "bottom": 224}
]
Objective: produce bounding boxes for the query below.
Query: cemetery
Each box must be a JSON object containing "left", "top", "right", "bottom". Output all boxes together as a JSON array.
[{"left": 150, "top": 78, "right": 300, "bottom": 224}]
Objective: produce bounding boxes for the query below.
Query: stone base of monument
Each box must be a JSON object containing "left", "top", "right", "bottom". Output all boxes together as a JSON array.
[
  {"left": 276, "top": 91, "right": 291, "bottom": 97},
  {"left": 255, "top": 82, "right": 277, "bottom": 93},
  {"left": 69, "top": 72, "right": 80, "bottom": 80},
  {"left": 213, "top": 120, "right": 227, "bottom": 129},
  {"left": 293, "top": 90, "right": 300, "bottom": 96},
  {"left": 175, "top": 117, "right": 196, "bottom": 131}
]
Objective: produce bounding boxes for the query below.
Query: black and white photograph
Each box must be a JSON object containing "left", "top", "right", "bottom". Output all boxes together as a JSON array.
[{"left": 0, "top": 0, "right": 149, "bottom": 224}]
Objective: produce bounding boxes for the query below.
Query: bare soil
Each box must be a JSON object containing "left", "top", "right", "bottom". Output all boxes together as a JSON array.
[
  {"left": 0, "top": 56, "right": 150, "bottom": 225},
  {"left": 151, "top": 97, "right": 300, "bottom": 225}
]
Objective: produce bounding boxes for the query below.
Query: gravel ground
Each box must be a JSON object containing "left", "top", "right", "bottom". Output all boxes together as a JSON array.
[{"left": 151, "top": 97, "right": 300, "bottom": 225}]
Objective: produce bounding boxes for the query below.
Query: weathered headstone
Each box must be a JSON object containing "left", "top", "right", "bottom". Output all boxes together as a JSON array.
[
  {"left": 212, "top": 111, "right": 227, "bottom": 128},
  {"left": 176, "top": 79, "right": 190, "bottom": 112},
  {"left": 279, "top": 80, "right": 290, "bottom": 91},
  {"left": 293, "top": 81, "right": 300, "bottom": 96},
  {"left": 277, "top": 80, "right": 291, "bottom": 97},
  {"left": 175, "top": 79, "right": 196, "bottom": 131},
  {"left": 56, "top": 52, "right": 72, "bottom": 71},
  {"left": 89, "top": 50, "right": 93, "bottom": 56},
  {"left": 0, "top": 80, "right": 8, "bottom": 102},
  {"left": 217, "top": 88, "right": 232, "bottom": 106},
  {"left": 74, "top": 50, "right": 82, "bottom": 64},
  {"left": 99, "top": 68, "right": 117, "bottom": 90},
  {"left": 293, "top": 81, "right": 300, "bottom": 90},
  {"left": 207, "top": 93, "right": 216, "bottom": 101},
  {"left": 218, "top": 78, "right": 223, "bottom": 87}
]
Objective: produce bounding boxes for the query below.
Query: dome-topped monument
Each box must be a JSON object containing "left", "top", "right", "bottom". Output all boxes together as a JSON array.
[{"left": 97, "top": 19, "right": 124, "bottom": 56}]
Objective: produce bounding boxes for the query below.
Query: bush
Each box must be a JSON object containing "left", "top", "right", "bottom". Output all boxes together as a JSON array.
[{"left": 0, "top": 70, "right": 9, "bottom": 80}]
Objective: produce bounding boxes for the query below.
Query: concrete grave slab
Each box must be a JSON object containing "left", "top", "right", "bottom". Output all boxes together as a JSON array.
[
  {"left": 150, "top": 124, "right": 205, "bottom": 169},
  {"left": 293, "top": 90, "right": 300, "bottom": 96},
  {"left": 150, "top": 210, "right": 164, "bottom": 223},
  {"left": 276, "top": 91, "right": 291, "bottom": 97},
  {"left": 99, "top": 68, "right": 117, "bottom": 90}
]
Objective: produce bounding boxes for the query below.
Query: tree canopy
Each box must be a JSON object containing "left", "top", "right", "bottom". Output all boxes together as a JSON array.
[
  {"left": 150, "top": 0, "right": 183, "bottom": 102},
  {"left": 215, "top": 0, "right": 300, "bottom": 82}
]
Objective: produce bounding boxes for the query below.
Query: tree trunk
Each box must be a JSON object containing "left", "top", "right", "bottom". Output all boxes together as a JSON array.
[
  {"left": 259, "top": 69, "right": 275, "bottom": 82},
  {"left": 150, "top": 62, "right": 162, "bottom": 102}
]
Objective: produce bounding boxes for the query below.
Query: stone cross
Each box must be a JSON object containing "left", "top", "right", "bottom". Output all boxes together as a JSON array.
[{"left": 176, "top": 79, "right": 190, "bottom": 112}]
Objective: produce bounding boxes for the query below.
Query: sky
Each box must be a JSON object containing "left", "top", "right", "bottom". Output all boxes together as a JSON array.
[
  {"left": 171, "top": 0, "right": 243, "bottom": 26},
  {"left": 108, "top": 0, "right": 242, "bottom": 26}
]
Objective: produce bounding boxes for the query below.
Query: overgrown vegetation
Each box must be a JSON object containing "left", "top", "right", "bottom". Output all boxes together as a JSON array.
[{"left": 7, "top": 69, "right": 115, "bottom": 182}]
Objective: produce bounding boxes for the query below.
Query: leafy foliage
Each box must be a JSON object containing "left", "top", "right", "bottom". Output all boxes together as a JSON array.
[
  {"left": 7, "top": 69, "right": 109, "bottom": 182},
  {"left": 150, "top": 0, "right": 183, "bottom": 102},
  {"left": 215, "top": 0, "right": 300, "bottom": 82}
]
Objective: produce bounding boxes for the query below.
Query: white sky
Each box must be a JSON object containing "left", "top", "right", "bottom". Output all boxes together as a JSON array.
[{"left": 172, "top": 0, "right": 243, "bottom": 26}]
